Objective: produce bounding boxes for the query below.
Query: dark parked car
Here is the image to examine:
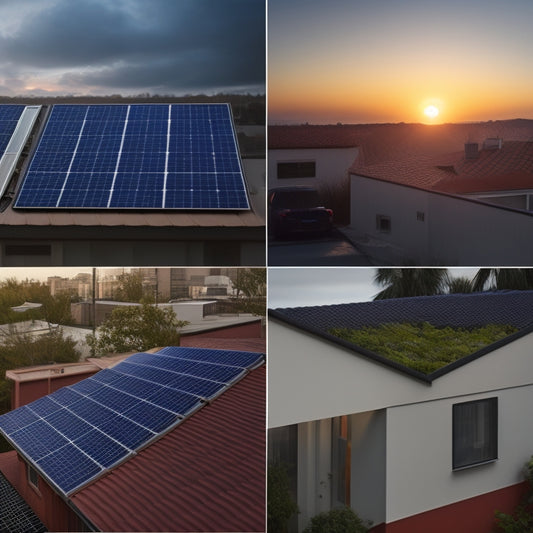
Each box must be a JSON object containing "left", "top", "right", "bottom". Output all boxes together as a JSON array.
[{"left": 268, "top": 186, "right": 333, "bottom": 238}]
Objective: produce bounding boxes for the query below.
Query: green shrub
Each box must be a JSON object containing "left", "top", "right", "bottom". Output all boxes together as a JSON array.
[
  {"left": 268, "top": 463, "right": 298, "bottom": 533},
  {"left": 303, "top": 507, "right": 370, "bottom": 533},
  {"left": 494, "top": 457, "right": 533, "bottom": 532}
]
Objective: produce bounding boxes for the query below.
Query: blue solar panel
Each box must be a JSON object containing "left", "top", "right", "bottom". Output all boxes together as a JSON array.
[
  {"left": 0, "top": 347, "right": 264, "bottom": 496},
  {"left": 0, "top": 105, "right": 25, "bottom": 154},
  {"left": 13, "top": 103, "right": 250, "bottom": 210}
]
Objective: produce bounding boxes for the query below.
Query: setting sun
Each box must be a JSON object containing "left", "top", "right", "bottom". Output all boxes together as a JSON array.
[{"left": 424, "top": 105, "right": 439, "bottom": 119}]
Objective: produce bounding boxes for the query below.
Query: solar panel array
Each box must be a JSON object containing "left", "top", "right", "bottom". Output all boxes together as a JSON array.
[
  {"left": 13, "top": 103, "right": 250, "bottom": 210},
  {"left": 0, "top": 105, "right": 25, "bottom": 155},
  {"left": 0, "top": 347, "right": 264, "bottom": 496}
]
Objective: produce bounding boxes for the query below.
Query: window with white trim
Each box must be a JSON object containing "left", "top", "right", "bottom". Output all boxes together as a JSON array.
[{"left": 453, "top": 397, "right": 498, "bottom": 470}]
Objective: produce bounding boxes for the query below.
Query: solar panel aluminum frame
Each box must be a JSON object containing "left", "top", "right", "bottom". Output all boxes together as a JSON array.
[
  {"left": 12, "top": 103, "right": 252, "bottom": 211},
  {"left": 0, "top": 106, "right": 41, "bottom": 200}
]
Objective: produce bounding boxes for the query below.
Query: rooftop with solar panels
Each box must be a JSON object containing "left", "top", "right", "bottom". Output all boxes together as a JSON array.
[
  {"left": 0, "top": 101, "right": 265, "bottom": 266},
  {"left": 0, "top": 345, "right": 266, "bottom": 532}
]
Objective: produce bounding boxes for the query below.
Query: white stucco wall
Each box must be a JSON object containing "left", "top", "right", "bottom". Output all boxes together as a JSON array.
[
  {"left": 386, "top": 385, "right": 533, "bottom": 523},
  {"left": 268, "top": 147, "right": 358, "bottom": 190},
  {"left": 349, "top": 174, "right": 533, "bottom": 265},
  {"left": 268, "top": 320, "right": 533, "bottom": 429},
  {"left": 297, "top": 419, "right": 332, "bottom": 530}
]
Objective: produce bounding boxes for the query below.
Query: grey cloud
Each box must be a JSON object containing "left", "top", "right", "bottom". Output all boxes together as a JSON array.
[{"left": 0, "top": 0, "right": 264, "bottom": 93}]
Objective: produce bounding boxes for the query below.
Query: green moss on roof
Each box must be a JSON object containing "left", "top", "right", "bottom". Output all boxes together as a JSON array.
[{"left": 328, "top": 322, "right": 518, "bottom": 374}]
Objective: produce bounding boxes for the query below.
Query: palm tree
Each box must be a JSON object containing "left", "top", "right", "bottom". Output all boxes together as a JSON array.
[
  {"left": 373, "top": 268, "right": 449, "bottom": 300},
  {"left": 472, "top": 269, "right": 533, "bottom": 292},
  {"left": 447, "top": 276, "right": 474, "bottom": 294}
]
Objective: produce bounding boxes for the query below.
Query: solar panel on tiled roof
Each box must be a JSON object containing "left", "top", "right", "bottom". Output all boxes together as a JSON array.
[
  {"left": 13, "top": 103, "right": 250, "bottom": 210},
  {"left": 0, "top": 347, "right": 264, "bottom": 496},
  {"left": 0, "top": 105, "right": 25, "bottom": 155}
]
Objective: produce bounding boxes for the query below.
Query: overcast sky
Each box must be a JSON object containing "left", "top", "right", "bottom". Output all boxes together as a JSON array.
[
  {"left": 268, "top": 268, "right": 480, "bottom": 309},
  {"left": 0, "top": 0, "right": 265, "bottom": 97}
]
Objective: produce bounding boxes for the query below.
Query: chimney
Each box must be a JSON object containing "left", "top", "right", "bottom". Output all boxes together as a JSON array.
[
  {"left": 483, "top": 138, "right": 503, "bottom": 150},
  {"left": 464, "top": 142, "right": 479, "bottom": 159}
]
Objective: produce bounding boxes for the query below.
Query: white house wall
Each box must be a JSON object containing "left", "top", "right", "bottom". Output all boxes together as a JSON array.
[
  {"left": 349, "top": 174, "right": 533, "bottom": 265},
  {"left": 268, "top": 320, "right": 533, "bottom": 428},
  {"left": 386, "top": 385, "right": 533, "bottom": 523},
  {"left": 297, "top": 419, "right": 332, "bottom": 530},
  {"left": 268, "top": 147, "right": 358, "bottom": 189},
  {"left": 350, "top": 410, "right": 387, "bottom": 526}
]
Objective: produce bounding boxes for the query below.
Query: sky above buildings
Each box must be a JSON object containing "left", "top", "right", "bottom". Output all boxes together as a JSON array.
[
  {"left": 0, "top": 0, "right": 265, "bottom": 97},
  {"left": 268, "top": 0, "right": 533, "bottom": 124},
  {"left": 268, "top": 268, "right": 479, "bottom": 308}
]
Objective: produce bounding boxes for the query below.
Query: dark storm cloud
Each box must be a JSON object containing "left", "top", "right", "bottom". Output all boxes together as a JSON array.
[{"left": 0, "top": 0, "right": 265, "bottom": 94}]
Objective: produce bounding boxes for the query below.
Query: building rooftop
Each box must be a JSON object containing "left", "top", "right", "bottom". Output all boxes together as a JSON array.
[
  {"left": 0, "top": 345, "right": 265, "bottom": 532},
  {"left": 269, "top": 124, "right": 359, "bottom": 150},
  {"left": 351, "top": 140, "right": 533, "bottom": 196},
  {"left": 270, "top": 291, "right": 533, "bottom": 381}
]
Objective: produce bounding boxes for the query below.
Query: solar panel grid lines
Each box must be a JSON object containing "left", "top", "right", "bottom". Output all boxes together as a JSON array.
[
  {"left": 0, "top": 346, "right": 264, "bottom": 497},
  {"left": 13, "top": 103, "right": 250, "bottom": 210},
  {"left": 0, "top": 105, "right": 25, "bottom": 155}
]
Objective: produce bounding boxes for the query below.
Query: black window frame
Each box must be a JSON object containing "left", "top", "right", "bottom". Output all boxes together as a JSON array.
[
  {"left": 376, "top": 214, "right": 391, "bottom": 233},
  {"left": 277, "top": 161, "right": 316, "bottom": 179},
  {"left": 453, "top": 397, "right": 498, "bottom": 470}
]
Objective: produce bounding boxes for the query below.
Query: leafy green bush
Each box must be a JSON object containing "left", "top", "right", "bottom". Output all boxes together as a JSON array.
[
  {"left": 268, "top": 463, "right": 298, "bottom": 533},
  {"left": 303, "top": 507, "right": 370, "bottom": 533},
  {"left": 86, "top": 303, "right": 188, "bottom": 355},
  {"left": 329, "top": 322, "right": 517, "bottom": 374},
  {"left": 494, "top": 457, "right": 533, "bottom": 532}
]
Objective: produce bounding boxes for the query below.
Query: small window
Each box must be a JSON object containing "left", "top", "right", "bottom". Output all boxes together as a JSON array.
[
  {"left": 376, "top": 215, "right": 391, "bottom": 233},
  {"left": 28, "top": 464, "right": 39, "bottom": 489},
  {"left": 416, "top": 211, "right": 425, "bottom": 222},
  {"left": 453, "top": 397, "right": 498, "bottom": 470},
  {"left": 277, "top": 161, "right": 316, "bottom": 179}
]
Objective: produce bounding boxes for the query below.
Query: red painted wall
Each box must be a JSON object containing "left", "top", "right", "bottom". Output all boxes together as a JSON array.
[
  {"left": 11, "top": 370, "right": 99, "bottom": 409},
  {"left": 371, "top": 481, "right": 529, "bottom": 533},
  {"left": 182, "top": 320, "right": 263, "bottom": 339}
]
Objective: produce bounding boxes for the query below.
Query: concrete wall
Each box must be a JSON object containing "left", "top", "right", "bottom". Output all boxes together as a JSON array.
[
  {"left": 269, "top": 147, "right": 358, "bottom": 190},
  {"left": 386, "top": 385, "right": 533, "bottom": 524},
  {"left": 268, "top": 320, "right": 533, "bottom": 428},
  {"left": 349, "top": 174, "right": 533, "bottom": 265}
]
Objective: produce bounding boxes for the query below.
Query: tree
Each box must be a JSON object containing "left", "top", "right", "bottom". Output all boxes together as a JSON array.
[
  {"left": 473, "top": 269, "right": 533, "bottom": 292},
  {"left": 87, "top": 304, "right": 188, "bottom": 356},
  {"left": 233, "top": 268, "right": 266, "bottom": 316},
  {"left": 0, "top": 329, "right": 80, "bottom": 414},
  {"left": 115, "top": 271, "right": 149, "bottom": 303},
  {"left": 373, "top": 269, "right": 449, "bottom": 300},
  {"left": 447, "top": 276, "right": 474, "bottom": 294}
]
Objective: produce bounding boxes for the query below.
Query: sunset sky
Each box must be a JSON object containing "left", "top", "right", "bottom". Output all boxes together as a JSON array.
[
  {"left": 268, "top": 0, "right": 533, "bottom": 124},
  {"left": 0, "top": 0, "right": 265, "bottom": 97}
]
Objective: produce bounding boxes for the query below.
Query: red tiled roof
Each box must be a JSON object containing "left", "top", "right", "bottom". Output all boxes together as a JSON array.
[
  {"left": 71, "top": 364, "right": 266, "bottom": 532},
  {"left": 180, "top": 336, "right": 266, "bottom": 352},
  {"left": 351, "top": 141, "right": 533, "bottom": 194},
  {"left": 269, "top": 125, "right": 359, "bottom": 149}
]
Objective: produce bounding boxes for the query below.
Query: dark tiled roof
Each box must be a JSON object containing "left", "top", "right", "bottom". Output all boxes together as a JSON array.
[
  {"left": 0, "top": 470, "right": 47, "bottom": 533},
  {"left": 270, "top": 291, "right": 533, "bottom": 380},
  {"left": 269, "top": 125, "right": 359, "bottom": 149}
]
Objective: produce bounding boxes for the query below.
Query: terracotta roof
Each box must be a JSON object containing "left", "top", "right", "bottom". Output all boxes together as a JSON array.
[
  {"left": 180, "top": 336, "right": 266, "bottom": 352},
  {"left": 269, "top": 125, "right": 359, "bottom": 149},
  {"left": 71, "top": 364, "right": 265, "bottom": 532},
  {"left": 351, "top": 141, "right": 533, "bottom": 195}
]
